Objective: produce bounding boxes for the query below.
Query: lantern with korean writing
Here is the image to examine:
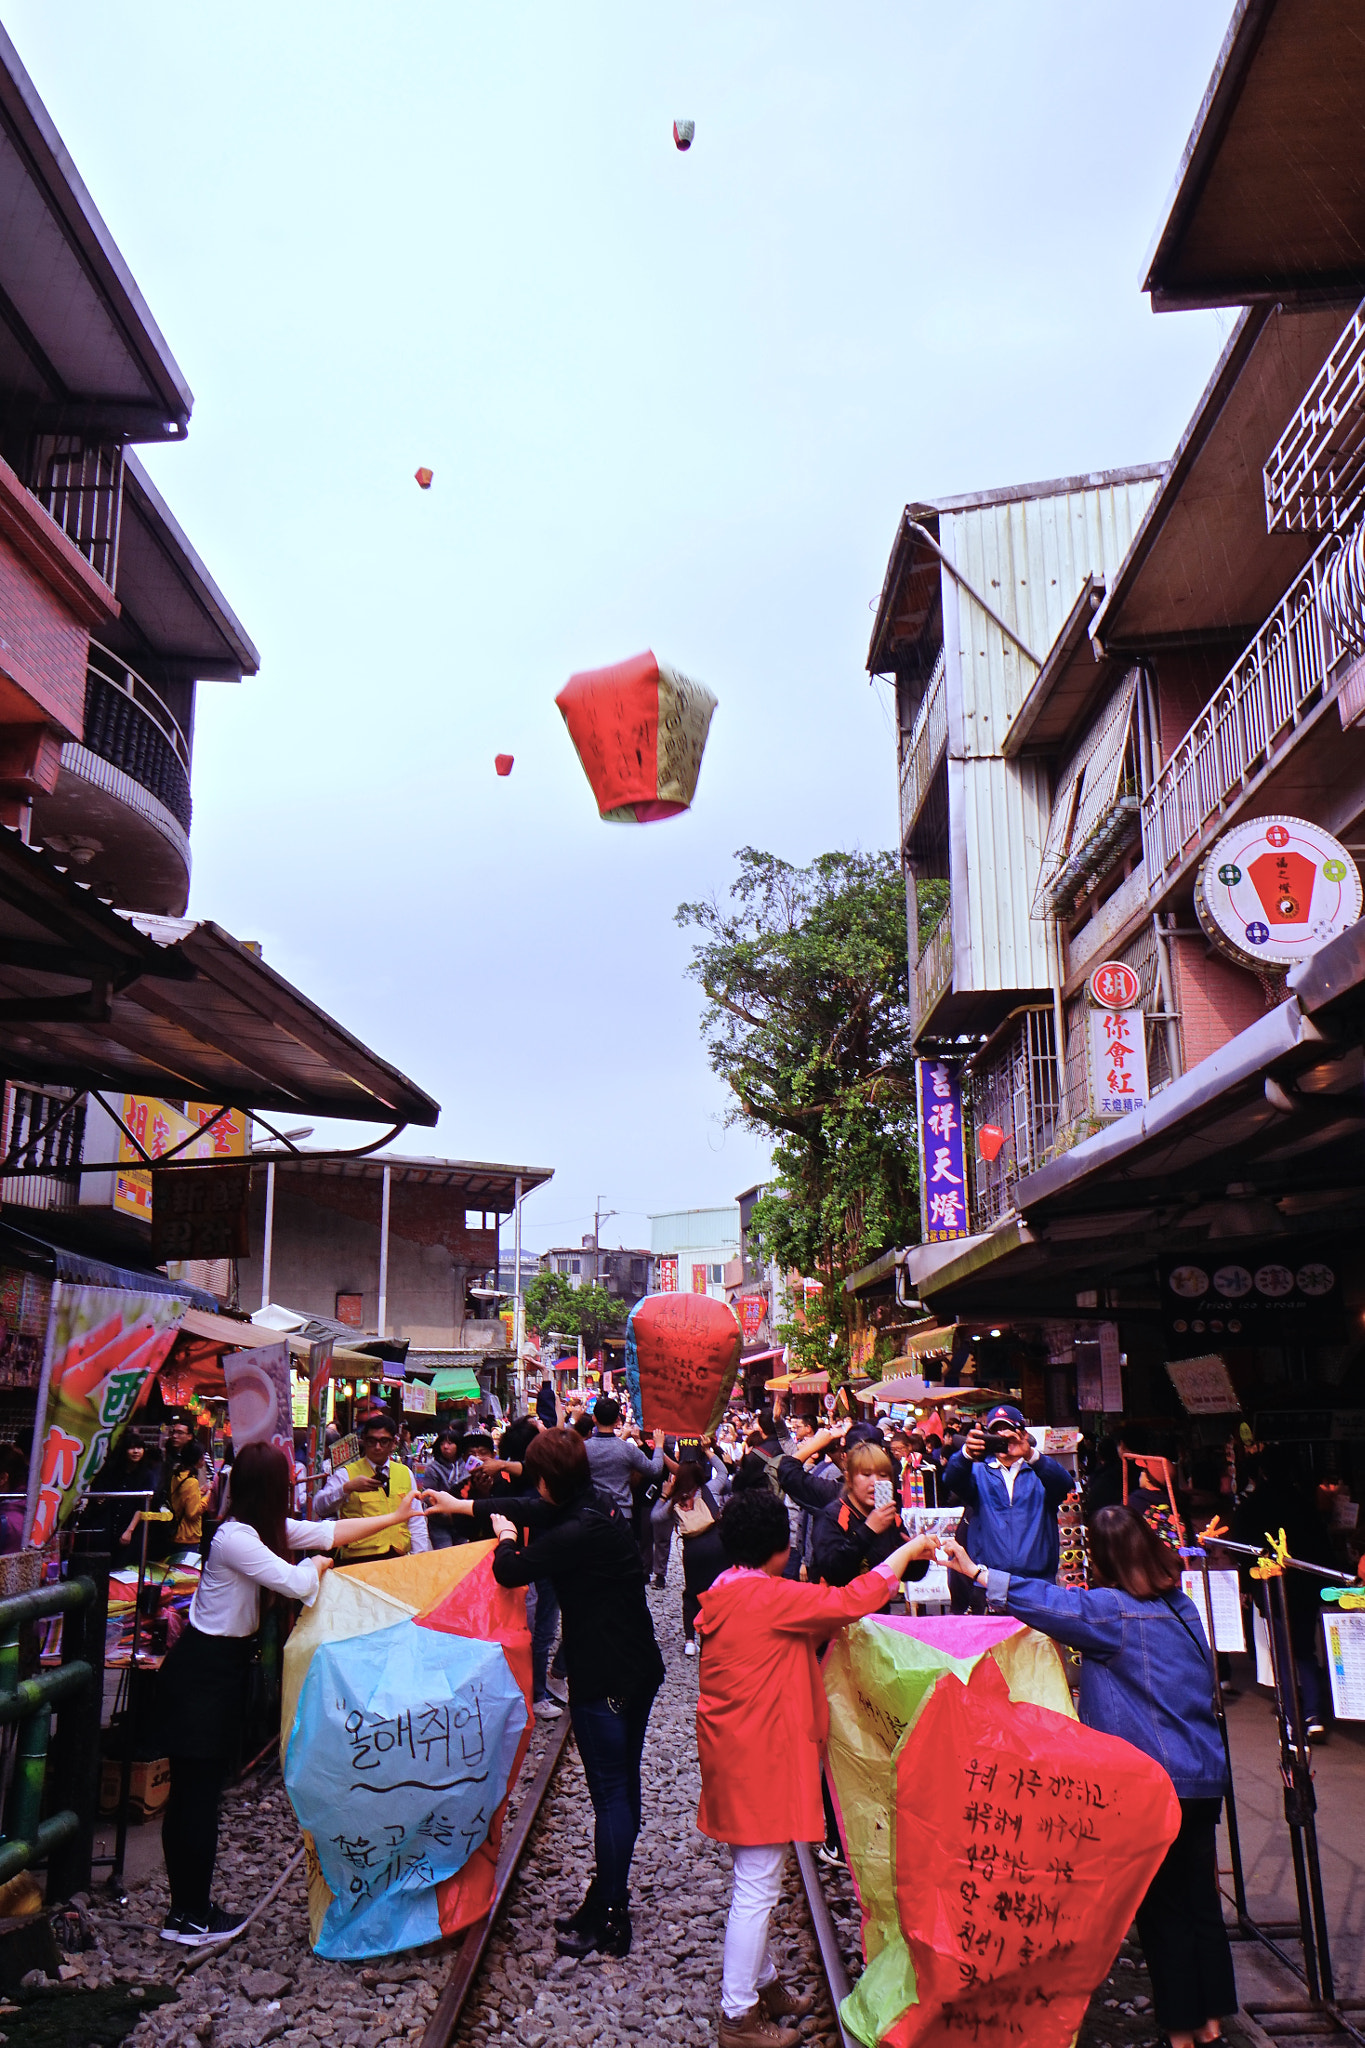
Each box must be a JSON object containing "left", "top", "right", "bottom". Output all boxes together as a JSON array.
[
  {"left": 673, "top": 119, "right": 695, "bottom": 151},
  {"left": 555, "top": 650, "right": 717, "bottom": 823},
  {"left": 624, "top": 1292, "right": 741, "bottom": 1439}
]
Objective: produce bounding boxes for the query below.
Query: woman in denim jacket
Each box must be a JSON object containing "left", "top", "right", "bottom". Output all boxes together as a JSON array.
[{"left": 944, "top": 1505, "right": 1234, "bottom": 2048}]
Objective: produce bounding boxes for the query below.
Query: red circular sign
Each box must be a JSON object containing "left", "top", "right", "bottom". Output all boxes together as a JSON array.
[
  {"left": 1088, "top": 959, "right": 1141, "bottom": 1009},
  {"left": 1266, "top": 823, "right": 1290, "bottom": 848}
]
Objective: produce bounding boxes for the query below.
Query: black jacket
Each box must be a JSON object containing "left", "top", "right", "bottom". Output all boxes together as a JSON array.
[
  {"left": 811, "top": 1492, "right": 928, "bottom": 1589},
  {"left": 776, "top": 1454, "right": 841, "bottom": 1515},
  {"left": 491, "top": 1485, "right": 665, "bottom": 1704}
]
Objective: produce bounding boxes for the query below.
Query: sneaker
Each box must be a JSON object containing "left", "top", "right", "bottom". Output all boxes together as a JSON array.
[
  {"left": 1306, "top": 1719, "right": 1326, "bottom": 1740},
  {"left": 815, "top": 1839, "right": 845, "bottom": 1869},
  {"left": 543, "top": 1684, "right": 569, "bottom": 1707},
  {"left": 684, "top": 1639, "right": 697, "bottom": 1658},
  {"left": 159, "top": 1911, "right": 188, "bottom": 1944},
  {"left": 717, "top": 2005, "right": 800, "bottom": 2048},
  {"left": 533, "top": 1694, "right": 563, "bottom": 1720},
  {"left": 759, "top": 1980, "right": 815, "bottom": 2022},
  {"left": 178, "top": 1905, "right": 249, "bottom": 1948}
]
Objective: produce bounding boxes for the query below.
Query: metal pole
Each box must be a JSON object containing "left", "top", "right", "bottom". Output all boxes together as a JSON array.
[
  {"left": 513, "top": 1176, "right": 523, "bottom": 1412},
  {"left": 378, "top": 1163, "right": 392, "bottom": 1338},
  {"left": 112, "top": 1510, "right": 152, "bottom": 1885},
  {"left": 22, "top": 1278, "right": 62, "bottom": 1548},
  {"left": 260, "top": 1160, "right": 276, "bottom": 1311},
  {"left": 1193, "top": 1546, "right": 1247, "bottom": 1917},
  {"left": 1261, "top": 1571, "right": 1323, "bottom": 2001}
]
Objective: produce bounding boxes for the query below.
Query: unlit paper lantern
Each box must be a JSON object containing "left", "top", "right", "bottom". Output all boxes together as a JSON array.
[
  {"left": 624, "top": 1292, "right": 741, "bottom": 1439},
  {"left": 415, "top": 467, "right": 434, "bottom": 489},
  {"left": 555, "top": 649, "right": 716, "bottom": 822},
  {"left": 673, "top": 119, "right": 695, "bottom": 151},
  {"left": 494, "top": 754, "right": 514, "bottom": 777}
]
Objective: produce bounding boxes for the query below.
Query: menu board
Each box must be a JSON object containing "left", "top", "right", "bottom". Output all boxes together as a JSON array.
[
  {"left": 1325, "top": 1610, "right": 1365, "bottom": 1721},
  {"left": 1180, "top": 1568, "right": 1246, "bottom": 1653}
]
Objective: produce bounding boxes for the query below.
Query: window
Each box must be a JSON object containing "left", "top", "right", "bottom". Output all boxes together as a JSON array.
[
  {"left": 466, "top": 1209, "right": 483, "bottom": 1230},
  {"left": 571, "top": 1259, "right": 581, "bottom": 1276},
  {"left": 709, "top": 1264, "right": 723, "bottom": 1284}
]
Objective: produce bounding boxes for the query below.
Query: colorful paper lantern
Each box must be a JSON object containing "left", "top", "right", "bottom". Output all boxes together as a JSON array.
[
  {"left": 673, "top": 119, "right": 695, "bottom": 151},
  {"left": 977, "top": 1123, "right": 1007, "bottom": 1162},
  {"left": 624, "top": 1292, "right": 741, "bottom": 1439},
  {"left": 555, "top": 650, "right": 717, "bottom": 823},
  {"left": 414, "top": 467, "right": 434, "bottom": 489},
  {"left": 822, "top": 1614, "right": 1180, "bottom": 2048},
  {"left": 494, "top": 754, "right": 514, "bottom": 777}
]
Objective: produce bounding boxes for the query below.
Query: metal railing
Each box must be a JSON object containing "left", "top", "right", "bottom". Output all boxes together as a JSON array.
[
  {"left": 899, "top": 650, "right": 947, "bottom": 844},
  {"left": 82, "top": 643, "right": 192, "bottom": 833},
  {"left": 30, "top": 437, "right": 124, "bottom": 588},
  {"left": 1141, "top": 521, "right": 1357, "bottom": 885},
  {"left": 1263, "top": 295, "right": 1365, "bottom": 535},
  {"left": 0, "top": 1577, "right": 100, "bottom": 1893},
  {"left": 912, "top": 898, "right": 953, "bottom": 1030},
  {"left": 0, "top": 1087, "right": 86, "bottom": 1212},
  {"left": 969, "top": 1007, "right": 1060, "bottom": 1228}
]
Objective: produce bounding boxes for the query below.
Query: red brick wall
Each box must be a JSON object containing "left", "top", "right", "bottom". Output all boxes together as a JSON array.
[
  {"left": 276, "top": 1171, "right": 499, "bottom": 1262},
  {"left": 1154, "top": 646, "right": 1235, "bottom": 763},
  {"left": 0, "top": 533, "right": 88, "bottom": 738},
  {"left": 1171, "top": 937, "right": 1270, "bottom": 1073}
]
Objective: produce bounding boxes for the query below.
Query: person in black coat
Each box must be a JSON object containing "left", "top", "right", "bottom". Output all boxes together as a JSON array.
[{"left": 811, "top": 1440, "right": 929, "bottom": 1593}]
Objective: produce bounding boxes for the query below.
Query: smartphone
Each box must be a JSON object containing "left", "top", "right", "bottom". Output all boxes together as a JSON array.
[{"left": 873, "top": 1477, "right": 895, "bottom": 1512}]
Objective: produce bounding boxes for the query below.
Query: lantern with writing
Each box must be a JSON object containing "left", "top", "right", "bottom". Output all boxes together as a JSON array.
[
  {"left": 414, "top": 467, "right": 434, "bottom": 489},
  {"left": 494, "top": 754, "right": 514, "bottom": 777},
  {"left": 555, "top": 650, "right": 717, "bottom": 823},
  {"left": 623, "top": 1292, "right": 741, "bottom": 1439},
  {"left": 673, "top": 119, "right": 695, "bottom": 151}
]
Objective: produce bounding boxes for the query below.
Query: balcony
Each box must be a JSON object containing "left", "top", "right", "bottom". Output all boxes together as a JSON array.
[
  {"left": 0, "top": 1086, "right": 86, "bottom": 1213},
  {"left": 899, "top": 650, "right": 947, "bottom": 845},
  {"left": 912, "top": 898, "right": 953, "bottom": 1034},
  {"left": 29, "top": 437, "right": 124, "bottom": 589},
  {"left": 969, "top": 1008, "right": 1060, "bottom": 1231},
  {"left": 1141, "top": 520, "right": 1357, "bottom": 887}
]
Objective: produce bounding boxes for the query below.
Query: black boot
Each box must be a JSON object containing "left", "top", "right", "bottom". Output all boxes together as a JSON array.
[
  {"left": 553, "top": 1881, "right": 598, "bottom": 1936},
  {"left": 596, "top": 1902, "right": 632, "bottom": 1959}
]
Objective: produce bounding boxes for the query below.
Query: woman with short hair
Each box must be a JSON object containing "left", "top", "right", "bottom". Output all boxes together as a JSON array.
[
  {"left": 810, "top": 1439, "right": 921, "bottom": 1591},
  {"left": 942, "top": 1505, "right": 1235, "bottom": 2048}
]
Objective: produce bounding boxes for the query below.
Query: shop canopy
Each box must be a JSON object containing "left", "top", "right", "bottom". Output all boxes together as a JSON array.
[
  {"left": 424, "top": 1367, "right": 484, "bottom": 1402},
  {"left": 763, "top": 1369, "right": 829, "bottom": 1394},
  {"left": 0, "top": 832, "right": 438, "bottom": 1125},
  {"left": 857, "top": 1382, "right": 1009, "bottom": 1409}
]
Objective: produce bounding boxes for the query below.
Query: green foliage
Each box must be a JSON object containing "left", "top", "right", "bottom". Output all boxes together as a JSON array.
[
  {"left": 523, "top": 1269, "right": 628, "bottom": 1354},
  {"left": 677, "top": 846, "right": 925, "bottom": 1373}
]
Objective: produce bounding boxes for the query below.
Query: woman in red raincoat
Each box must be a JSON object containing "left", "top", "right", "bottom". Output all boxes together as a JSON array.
[{"left": 695, "top": 1487, "right": 937, "bottom": 2048}]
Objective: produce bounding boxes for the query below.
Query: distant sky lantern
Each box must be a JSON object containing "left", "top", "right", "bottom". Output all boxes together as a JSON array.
[
  {"left": 555, "top": 649, "right": 717, "bottom": 823},
  {"left": 673, "top": 119, "right": 695, "bottom": 151},
  {"left": 494, "top": 754, "right": 514, "bottom": 777},
  {"left": 414, "top": 467, "right": 433, "bottom": 489},
  {"left": 624, "top": 1292, "right": 741, "bottom": 1440}
]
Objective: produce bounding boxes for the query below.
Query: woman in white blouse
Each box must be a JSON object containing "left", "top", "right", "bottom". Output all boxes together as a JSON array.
[{"left": 157, "top": 1439, "right": 423, "bottom": 1948}]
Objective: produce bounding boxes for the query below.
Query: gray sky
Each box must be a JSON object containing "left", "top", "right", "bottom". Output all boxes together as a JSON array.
[{"left": 7, "top": 3, "right": 1230, "bottom": 1254}]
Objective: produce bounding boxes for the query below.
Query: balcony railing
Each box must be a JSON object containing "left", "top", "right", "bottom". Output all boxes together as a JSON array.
[
  {"left": 899, "top": 649, "right": 947, "bottom": 845},
  {"left": 912, "top": 897, "right": 953, "bottom": 1030},
  {"left": 1263, "top": 296, "right": 1365, "bottom": 535},
  {"left": 0, "top": 1087, "right": 86, "bottom": 1213},
  {"left": 30, "top": 437, "right": 124, "bottom": 588},
  {"left": 81, "top": 644, "right": 192, "bottom": 834},
  {"left": 970, "top": 1008, "right": 1060, "bottom": 1231},
  {"left": 1141, "top": 521, "right": 1356, "bottom": 885}
]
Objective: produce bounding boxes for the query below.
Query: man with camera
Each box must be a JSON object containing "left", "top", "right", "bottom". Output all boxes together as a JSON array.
[{"left": 942, "top": 1403, "right": 1072, "bottom": 1613}]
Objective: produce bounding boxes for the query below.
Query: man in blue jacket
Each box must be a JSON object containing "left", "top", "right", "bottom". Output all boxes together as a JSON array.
[{"left": 943, "top": 1403, "right": 1072, "bottom": 1613}]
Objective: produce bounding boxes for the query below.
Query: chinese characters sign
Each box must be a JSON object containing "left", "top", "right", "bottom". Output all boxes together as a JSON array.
[
  {"left": 1087, "top": 959, "right": 1141, "bottom": 1009},
  {"left": 115, "top": 1096, "right": 248, "bottom": 1222},
  {"left": 1087, "top": 1006, "right": 1149, "bottom": 1119},
  {"left": 917, "top": 1060, "right": 971, "bottom": 1243},
  {"left": 655, "top": 1255, "right": 678, "bottom": 1293},
  {"left": 1161, "top": 1252, "right": 1340, "bottom": 1344},
  {"left": 1196, "top": 815, "right": 1362, "bottom": 970}
]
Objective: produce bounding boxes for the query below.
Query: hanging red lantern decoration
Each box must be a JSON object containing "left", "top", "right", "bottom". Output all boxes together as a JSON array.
[
  {"left": 977, "top": 1123, "right": 1008, "bottom": 1162},
  {"left": 673, "top": 119, "right": 695, "bottom": 151},
  {"left": 556, "top": 649, "right": 717, "bottom": 823},
  {"left": 624, "top": 1293, "right": 741, "bottom": 1439},
  {"left": 414, "top": 467, "right": 434, "bottom": 489},
  {"left": 494, "top": 754, "right": 514, "bottom": 777}
]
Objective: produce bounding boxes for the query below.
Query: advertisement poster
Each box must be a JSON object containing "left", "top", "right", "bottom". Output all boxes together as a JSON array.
[
  {"left": 224, "top": 1340, "right": 294, "bottom": 1455},
  {"left": 1326, "top": 1610, "right": 1365, "bottom": 1721},
  {"left": 1088, "top": 1006, "right": 1149, "bottom": 1119},
  {"left": 655, "top": 1255, "right": 678, "bottom": 1293},
  {"left": 1181, "top": 1567, "right": 1246, "bottom": 1653},
  {"left": 27, "top": 1284, "right": 189, "bottom": 1545},
  {"left": 738, "top": 1294, "right": 768, "bottom": 1341},
  {"left": 916, "top": 1059, "right": 970, "bottom": 1243},
  {"left": 115, "top": 1097, "right": 248, "bottom": 1223},
  {"left": 1166, "top": 1353, "right": 1241, "bottom": 1414}
]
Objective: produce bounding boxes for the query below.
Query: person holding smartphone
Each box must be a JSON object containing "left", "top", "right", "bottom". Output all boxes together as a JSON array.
[
  {"left": 810, "top": 1440, "right": 927, "bottom": 1593},
  {"left": 942, "top": 1402, "right": 1072, "bottom": 1614}
]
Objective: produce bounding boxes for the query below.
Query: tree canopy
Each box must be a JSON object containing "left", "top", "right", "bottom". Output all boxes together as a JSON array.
[
  {"left": 677, "top": 846, "right": 921, "bottom": 1369},
  {"left": 523, "top": 1269, "right": 628, "bottom": 1355}
]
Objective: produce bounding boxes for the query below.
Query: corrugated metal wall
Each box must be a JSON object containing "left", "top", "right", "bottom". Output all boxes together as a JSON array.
[{"left": 939, "top": 476, "right": 1161, "bottom": 994}]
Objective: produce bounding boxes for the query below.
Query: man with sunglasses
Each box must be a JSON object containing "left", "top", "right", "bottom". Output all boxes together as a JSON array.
[{"left": 313, "top": 1409, "right": 430, "bottom": 1558}]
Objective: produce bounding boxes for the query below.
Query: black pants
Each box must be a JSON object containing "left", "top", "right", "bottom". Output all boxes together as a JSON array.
[
  {"left": 161, "top": 1758, "right": 229, "bottom": 1921},
  {"left": 1134, "top": 1796, "right": 1237, "bottom": 2034},
  {"left": 568, "top": 1688, "right": 657, "bottom": 1906}
]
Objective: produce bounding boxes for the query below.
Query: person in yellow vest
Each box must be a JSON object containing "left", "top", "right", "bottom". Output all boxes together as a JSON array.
[{"left": 312, "top": 1411, "right": 430, "bottom": 1557}]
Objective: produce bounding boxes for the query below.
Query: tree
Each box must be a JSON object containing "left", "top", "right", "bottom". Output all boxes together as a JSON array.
[
  {"left": 523, "top": 1270, "right": 628, "bottom": 1356},
  {"left": 676, "top": 846, "right": 922, "bottom": 1374}
]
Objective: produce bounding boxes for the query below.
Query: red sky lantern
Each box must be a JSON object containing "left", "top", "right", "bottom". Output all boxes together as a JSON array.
[
  {"left": 414, "top": 467, "right": 434, "bottom": 489},
  {"left": 625, "top": 1292, "right": 741, "bottom": 1439},
  {"left": 977, "top": 1123, "right": 1008, "bottom": 1162},
  {"left": 673, "top": 119, "right": 695, "bottom": 151},
  {"left": 556, "top": 649, "right": 717, "bottom": 823},
  {"left": 494, "top": 754, "right": 514, "bottom": 777}
]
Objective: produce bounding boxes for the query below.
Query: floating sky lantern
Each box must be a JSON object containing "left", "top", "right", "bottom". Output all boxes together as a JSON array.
[
  {"left": 673, "top": 119, "right": 695, "bottom": 151},
  {"left": 555, "top": 649, "right": 716, "bottom": 823},
  {"left": 977, "top": 1122, "right": 1007, "bottom": 1161},
  {"left": 624, "top": 1291, "right": 741, "bottom": 1439},
  {"left": 414, "top": 467, "right": 433, "bottom": 489},
  {"left": 494, "top": 754, "right": 514, "bottom": 777}
]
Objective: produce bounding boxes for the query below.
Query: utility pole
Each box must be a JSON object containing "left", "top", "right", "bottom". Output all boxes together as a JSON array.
[{"left": 593, "top": 1197, "right": 619, "bottom": 1286}]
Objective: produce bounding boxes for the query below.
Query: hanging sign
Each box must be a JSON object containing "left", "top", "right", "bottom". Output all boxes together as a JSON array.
[
  {"left": 115, "top": 1098, "right": 248, "bottom": 1223},
  {"left": 1162, "top": 1253, "right": 1341, "bottom": 1343},
  {"left": 1087, "top": 959, "right": 1141, "bottom": 1009},
  {"left": 1195, "top": 815, "right": 1362, "bottom": 971},
  {"left": 223, "top": 1341, "right": 294, "bottom": 1455},
  {"left": 738, "top": 1294, "right": 768, "bottom": 1340},
  {"left": 916, "top": 1059, "right": 970, "bottom": 1243},
  {"left": 150, "top": 1162, "right": 251, "bottom": 1261},
  {"left": 1087, "top": 1006, "right": 1149, "bottom": 1118},
  {"left": 655, "top": 1255, "right": 678, "bottom": 1293}
]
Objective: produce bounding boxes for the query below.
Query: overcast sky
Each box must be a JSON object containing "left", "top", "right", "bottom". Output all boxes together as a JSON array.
[{"left": 6, "top": 3, "right": 1231, "bottom": 1254}]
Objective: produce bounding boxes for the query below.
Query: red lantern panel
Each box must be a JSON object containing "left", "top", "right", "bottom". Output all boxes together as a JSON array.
[
  {"left": 556, "top": 650, "right": 717, "bottom": 823},
  {"left": 494, "top": 754, "right": 514, "bottom": 777},
  {"left": 625, "top": 1292, "right": 741, "bottom": 1439}
]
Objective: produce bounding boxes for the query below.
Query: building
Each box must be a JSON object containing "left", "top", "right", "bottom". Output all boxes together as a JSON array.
[
  {"left": 649, "top": 1206, "right": 740, "bottom": 1301},
  {"left": 543, "top": 1236, "right": 651, "bottom": 1301}
]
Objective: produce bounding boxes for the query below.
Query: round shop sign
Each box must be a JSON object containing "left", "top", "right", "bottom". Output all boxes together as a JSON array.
[
  {"left": 1195, "top": 815, "right": 1362, "bottom": 970},
  {"left": 1088, "top": 959, "right": 1142, "bottom": 1009}
]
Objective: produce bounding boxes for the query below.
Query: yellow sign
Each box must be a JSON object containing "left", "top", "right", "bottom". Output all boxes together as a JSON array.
[{"left": 114, "top": 1097, "right": 248, "bottom": 1222}]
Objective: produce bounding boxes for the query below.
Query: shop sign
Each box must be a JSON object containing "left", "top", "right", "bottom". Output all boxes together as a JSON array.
[
  {"left": 150, "top": 1161, "right": 250, "bottom": 1261},
  {"left": 1088, "top": 959, "right": 1141, "bottom": 1009},
  {"left": 1255, "top": 1409, "right": 1365, "bottom": 1443},
  {"left": 916, "top": 1059, "right": 970, "bottom": 1243},
  {"left": 738, "top": 1294, "right": 767, "bottom": 1340},
  {"left": 1161, "top": 1251, "right": 1341, "bottom": 1342},
  {"left": 404, "top": 1380, "right": 436, "bottom": 1416},
  {"left": 115, "top": 1097, "right": 248, "bottom": 1223},
  {"left": 1195, "top": 815, "right": 1363, "bottom": 971},
  {"left": 224, "top": 1341, "right": 293, "bottom": 1456},
  {"left": 1165, "top": 1353, "right": 1241, "bottom": 1415},
  {"left": 1087, "top": 1006, "right": 1149, "bottom": 1119},
  {"left": 656, "top": 1255, "right": 678, "bottom": 1293}
]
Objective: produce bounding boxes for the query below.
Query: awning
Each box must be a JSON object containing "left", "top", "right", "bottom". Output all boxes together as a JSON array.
[
  {"left": 0, "top": 832, "right": 438, "bottom": 1124},
  {"left": 764, "top": 1370, "right": 829, "bottom": 1394},
  {"left": 0, "top": 1219, "right": 217, "bottom": 1305},
  {"left": 179, "top": 1308, "right": 285, "bottom": 1349},
  {"left": 424, "top": 1367, "right": 483, "bottom": 1402},
  {"left": 900, "top": 1323, "right": 955, "bottom": 1358}
]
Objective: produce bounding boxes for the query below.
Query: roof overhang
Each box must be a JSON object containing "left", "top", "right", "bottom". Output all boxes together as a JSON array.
[
  {"left": 109, "top": 455, "right": 259, "bottom": 681},
  {"left": 867, "top": 507, "right": 941, "bottom": 677},
  {"left": 1002, "top": 575, "right": 1112, "bottom": 758},
  {"left": 264, "top": 1153, "right": 553, "bottom": 1212},
  {"left": 1144, "top": 0, "right": 1365, "bottom": 311},
  {"left": 0, "top": 829, "right": 439, "bottom": 1124},
  {"left": 1093, "top": 303, "right": 1351, "bottom": 653}
]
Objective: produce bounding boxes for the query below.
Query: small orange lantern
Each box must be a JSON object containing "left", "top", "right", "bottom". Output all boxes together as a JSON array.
[{"left": 414, "top": 467, "right": 434, "bottom": 489}]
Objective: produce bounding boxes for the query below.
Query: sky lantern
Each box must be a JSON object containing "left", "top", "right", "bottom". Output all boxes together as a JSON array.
[
  {"left": 494, "top": 754, "right": 514, "bottom": 777},
  {"left": 673, "top": 119, "right": 695, "bottom": 151},
  {"left": 555, "top": 649, "right": 717, "bottom": 823},
  {"left": 977, "top": 1122, "right": 1007, "bottom": 1161},
  {"left": 624, "top": 1292, "right": 741, "bottom": 1439},
  {"left": 414, "top": 467, "right": 433, "bottom": 489}
]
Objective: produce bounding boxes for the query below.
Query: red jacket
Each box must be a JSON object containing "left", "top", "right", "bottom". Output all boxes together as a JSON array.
[{"left": 694, "top": 1566, "right": 895, "bottom": 1845}]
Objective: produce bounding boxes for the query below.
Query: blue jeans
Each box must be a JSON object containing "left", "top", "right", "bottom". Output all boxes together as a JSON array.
[
  {"left": 569, "top": 1687, "right": 658, "bottom": 1906},
  {"left": 528, "top": 1578, "right": 560, "bottom": 1700}
]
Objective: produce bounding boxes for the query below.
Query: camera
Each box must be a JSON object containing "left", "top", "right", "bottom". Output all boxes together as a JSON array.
[{"left": 978, "top": 1430, "right": 1017, "bottom": 1456}]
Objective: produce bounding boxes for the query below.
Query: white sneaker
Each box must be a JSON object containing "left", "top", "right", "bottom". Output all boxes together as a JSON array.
[
  {"left": 534, "top": 1695, "right": 564, "bottom": 1720},
  {"left": 684, "top": 1640, "right": 697, "bottom": 1658}
]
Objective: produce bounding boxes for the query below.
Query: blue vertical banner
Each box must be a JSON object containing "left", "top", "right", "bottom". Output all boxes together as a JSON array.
[{"left": 916, "top": 1059, "right": 971, "bottom": 1243}]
